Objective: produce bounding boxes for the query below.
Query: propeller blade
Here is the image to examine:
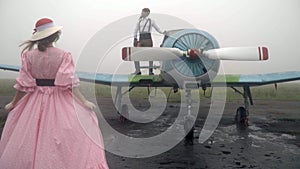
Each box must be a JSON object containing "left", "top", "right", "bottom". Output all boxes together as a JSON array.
[
  {"left": 201, "top": 47, "right": 269, "bottom": 61},
  {"left": 122, "top": 46, "right": 269, "bottom": 61},
  {"left": 122, "top": 47, "right": 186, "bottom": 61}
]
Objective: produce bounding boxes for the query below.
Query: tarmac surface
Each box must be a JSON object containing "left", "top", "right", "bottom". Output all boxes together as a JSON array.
[
  {"left": 1, "top": 96, "right": 300, "bottom": 169},
  {"left": 97, "top": 97, "right": 300, "bottom": 169}
]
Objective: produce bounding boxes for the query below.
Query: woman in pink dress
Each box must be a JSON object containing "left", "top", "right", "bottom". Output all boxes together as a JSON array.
[{"left": 0, "top": 18, "right": 109, "bottom": 169}]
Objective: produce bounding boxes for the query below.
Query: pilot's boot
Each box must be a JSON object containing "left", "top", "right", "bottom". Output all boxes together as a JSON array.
[{"left": 131, "top": 71, "right": 141, "bottom": 75}]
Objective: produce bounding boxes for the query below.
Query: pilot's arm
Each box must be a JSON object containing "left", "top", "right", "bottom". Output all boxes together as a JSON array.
[
  {"left": 152, "top": 20, "right": 165, "bottom": 34},
  {"left": 133, "top": 22, "right": 139, "bottom": 46}
]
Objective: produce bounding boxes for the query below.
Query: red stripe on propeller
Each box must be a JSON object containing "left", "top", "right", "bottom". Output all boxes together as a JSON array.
[
  {"left": 262, "top": 47, "right": 269, "bottom": 60},
  {"left": 122, "top": 47, "right": 128, "bottom": 60}
]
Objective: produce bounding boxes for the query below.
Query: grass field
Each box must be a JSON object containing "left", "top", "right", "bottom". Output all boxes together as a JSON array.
[{"left": 0, "top": 79, "right": 299, "bottom": 101}]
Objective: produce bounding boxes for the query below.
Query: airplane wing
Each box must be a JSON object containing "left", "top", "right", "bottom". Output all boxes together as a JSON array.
[
  {"left": 211, "top": 71, "right": 300, "bottom": 87},
  {"left": 0, "top": 64, "right": 170, "bottom": 87},
  {"left": 0, "top": 64, "right": 20, "bottom": 72},
  {"left": 1, "top": 64, "right": 299, "bottom": 87},
  {"left": 76, "top": 71, "right": 170, "bottom": 87},
  {"left": 83, "top": 71, "right": 300, "bottom": 88}
]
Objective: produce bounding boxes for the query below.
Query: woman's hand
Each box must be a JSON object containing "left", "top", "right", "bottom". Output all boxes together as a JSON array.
[
  {"left": 5, "top": 102, "right": 15, "bottom": 111},
  {"left": 4, "top": 91, "right": 26, "bottom": 112},
  {"left": 72, "top": 87, "right": 96, "bottom": 110},
  {"left": 83, "top": 100, "right": 96, "bottom": 110}
]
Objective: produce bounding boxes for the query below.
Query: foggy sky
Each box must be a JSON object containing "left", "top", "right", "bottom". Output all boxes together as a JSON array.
[{"left": 0, "top": 0, "right": 300, "bottom": 78}]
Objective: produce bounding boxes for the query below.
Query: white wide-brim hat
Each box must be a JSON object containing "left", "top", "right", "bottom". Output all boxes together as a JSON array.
[{"left": 30, "top": 18, "right": 63, "bottom": 41}]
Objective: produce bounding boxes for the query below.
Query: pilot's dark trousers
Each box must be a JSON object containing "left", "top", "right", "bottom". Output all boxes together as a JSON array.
[{"left": 134, "top": 33, "right": 154, "bottom": 74}]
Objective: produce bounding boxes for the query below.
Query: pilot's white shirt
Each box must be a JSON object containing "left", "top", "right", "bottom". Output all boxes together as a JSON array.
[{"left": 133, "top": 17, "right": 164, "bottom": 39}]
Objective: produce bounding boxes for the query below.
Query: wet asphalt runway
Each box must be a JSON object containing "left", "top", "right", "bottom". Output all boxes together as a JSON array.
[
  {"left": 1, "top": 96, "right": 299, "bottom": 169},
  {"left": 98, "top": 98, "right": 300, "bottom": 169}
]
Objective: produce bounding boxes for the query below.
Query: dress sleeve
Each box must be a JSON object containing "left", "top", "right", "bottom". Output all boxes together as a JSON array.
[
  {"left": 13, "top": 52, "right": 36, "bottom": 92},
  {"left": 55, "top": 52, "right": 80, "bottom": 89}
]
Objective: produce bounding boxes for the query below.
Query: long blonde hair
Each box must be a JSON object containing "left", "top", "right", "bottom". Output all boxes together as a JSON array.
[{"left": 19, "top": 31, "right": 61, "bottom": 54}]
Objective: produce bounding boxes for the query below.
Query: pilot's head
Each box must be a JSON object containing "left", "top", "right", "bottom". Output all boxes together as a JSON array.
[{"left": 141, "top": 8, "right": 150, "bottom": 18}]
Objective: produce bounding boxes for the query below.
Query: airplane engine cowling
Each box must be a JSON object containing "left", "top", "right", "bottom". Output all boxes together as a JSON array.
[{"left": 161, "top": 29, "right": 220, "bottom": 87}]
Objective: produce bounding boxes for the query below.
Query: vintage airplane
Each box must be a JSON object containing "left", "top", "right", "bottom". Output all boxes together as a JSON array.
[{"left": 1, "top": 29, "right": 300, "bottom": 143}]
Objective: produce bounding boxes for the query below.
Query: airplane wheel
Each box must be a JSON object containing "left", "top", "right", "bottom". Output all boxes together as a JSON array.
[
  {"left": 184, "top": 127, "right": 194, "bottom": 146},
  {"left": 235, "top": 106, "right": 249, "bottom": 126},
  {"left": 119, "top": 104, "right": 129, "bottom": 123},
  {"left": 184, "top": 114, "right": 195, "bottom": 146},
  {"left": 119, "top": 116, "right": 126, "bottom": 123}
]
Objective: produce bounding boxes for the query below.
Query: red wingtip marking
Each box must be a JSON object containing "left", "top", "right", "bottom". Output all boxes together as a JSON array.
[
  {"left": 122, "top": 47, "right": 128, "bottom": 60},
  {"left": 262, "top": 47, "right": 269, "bottom": 60}
]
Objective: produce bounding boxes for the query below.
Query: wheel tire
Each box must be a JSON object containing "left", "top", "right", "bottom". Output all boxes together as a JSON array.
[
  {"left": 184, "top": 127, "right": 194, "bottom": 146},
  {"left": 119, "top": 104, "right": 129, "bottom": 123},
  {"left": 235, "top": 106, "right": 248, "bottom": 126}
]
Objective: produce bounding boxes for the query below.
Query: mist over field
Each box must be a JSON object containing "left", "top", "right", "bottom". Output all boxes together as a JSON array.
[{"left": 0, "top": 0, "right": 300, "bottom": 79}]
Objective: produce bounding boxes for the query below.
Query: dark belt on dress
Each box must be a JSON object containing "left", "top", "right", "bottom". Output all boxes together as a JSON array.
[
  {"left": 36, "top": 79, "right": 55, "bottom": 86},
  {"left": 139, "top": 33, "right": 151, "bottom": 40}
]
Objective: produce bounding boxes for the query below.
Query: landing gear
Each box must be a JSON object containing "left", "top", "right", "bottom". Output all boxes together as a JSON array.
[
  {"left": 115, "top": 86, "right": 132, "bottom": 123},
  {"left": 183, "top": 88, "right": 196, "bottom": 145},
  {"left": 231, "top": 86, "right": 253, "bottom": 127}
]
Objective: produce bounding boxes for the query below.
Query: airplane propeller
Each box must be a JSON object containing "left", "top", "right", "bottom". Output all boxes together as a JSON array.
[{"left": 122, "top": 46, "right": 269, "bottom": 61}]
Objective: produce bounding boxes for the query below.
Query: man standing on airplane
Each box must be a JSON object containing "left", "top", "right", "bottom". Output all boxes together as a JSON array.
[{"left": 132, "top": 8, "right": 166, "bottom": 75}]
